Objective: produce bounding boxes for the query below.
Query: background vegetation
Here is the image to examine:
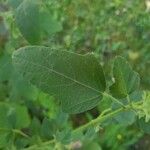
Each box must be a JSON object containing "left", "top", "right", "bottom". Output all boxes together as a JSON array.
[{"left": 0, "top": 0, "right": 150, "bottom": 149}]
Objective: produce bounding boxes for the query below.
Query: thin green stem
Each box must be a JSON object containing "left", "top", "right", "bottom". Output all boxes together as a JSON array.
[
  {"left": 23, "top": 101, "right": 143, "bottom": 150},
  {"left": 0, "top": 128, "right": 29, "bottom": 138},
  {"left": 23, "top": 139, "right": 55, "bottom": 150},
  {"left": 12, "top": 129, "right": 29, "bottom": 138},
  {"left": 73, "top": 106, "right": 129, "bottom": 134},
  {"left": 100, "top": 108, "right": 112, "bottom": 117},
  {"left": 73, "top": 100, "right": 143, "bottom": 134}
]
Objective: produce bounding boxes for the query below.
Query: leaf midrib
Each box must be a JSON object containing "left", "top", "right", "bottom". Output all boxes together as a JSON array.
[{"left": 14, "top": 55, "right": 102, "bottom": 94}]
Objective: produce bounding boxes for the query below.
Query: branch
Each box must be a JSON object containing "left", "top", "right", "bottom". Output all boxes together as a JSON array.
[{"left": 24, "top": 101, "right": 142, "bottom": 150}]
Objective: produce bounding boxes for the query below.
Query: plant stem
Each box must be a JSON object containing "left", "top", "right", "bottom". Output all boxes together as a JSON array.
[
  {"left": 99, "top": 108, "right": 112, "bottom": 117},
  {"left": 12, "top": 129, "right": 29, "bottom": 138},
  {"left": 73, "top": 105, "right": 129, "bottom": 134},
  {"left": 24, "top": 139, "right": 55, "bottom": 150},
  {"left": 0, "top": 128, "right": 29, "bottom": 138},
  {"left": 24, "top": 101, "right": 142, "bottom": 150},
  {"left": 73, "top": 100, "right": 143, "bottom": 134}
]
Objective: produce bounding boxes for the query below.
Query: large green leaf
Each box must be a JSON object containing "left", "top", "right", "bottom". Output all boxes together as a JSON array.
[
  {"left": 12, "top": 46, "right": 106, "bottom": 113},
  {"left": 110, "top": 56, "right": 140, "bottom": 99},
  {"left": 15, "top": 0, "right": 62, "bottom": 44}
]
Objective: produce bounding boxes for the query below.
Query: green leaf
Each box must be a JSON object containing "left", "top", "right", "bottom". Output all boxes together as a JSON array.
[
  {"left": 84, "top": 127, "right": 97, "bottom": 140},
  {"left": 41, "top": 118, "right": 57, "bottom": 139},
  {"left": 29, "top": 117, "right": 41, "bottom": 136},
  {"left": 55, "top": 111, "right": 69, "bottom": 128},
  {"left": 111, "top": 96, "right": 137, "bottom": 126},
  {"left": 0, "top": 103, "right": 30, "bottom": 129},
  {"left": 0, "top": 103, "right": 13, "bottom": 129},
  {"left": 114, "top": 111, "right": 136, "bottom": 126},
  {"left": 10, "top": 70, "right": 38, "bottom": 101},
  {"left": 15, "top": 138, "right": 29, "bottom": 149},
  {"left": 0, "top": 132, "right": 14, "bottom": 149},
  {"left": 110, "top": 56, "right": 140, "bottom": 99},
  {"left": 137, "top": 118, "right": 150, "bottom": 134},
  {"left": 82, "top": 142, "right": 102, "bottom": 150},
  {"left": 15, "top": 0, "right": 62, "bottom": 44},
  {"left": 12, "top": 105, "right": 31, "bottom": 129},
  {"left": 56, "top": 129, "right": 72, "bottom": 144},
  {"left": 12, "top": 46, "right": 106, "bottom": 114}
]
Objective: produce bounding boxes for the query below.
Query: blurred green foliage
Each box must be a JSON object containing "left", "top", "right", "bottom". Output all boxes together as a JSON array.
[{"left": 0, "top": 0, "right": 150, "bottom": 149}]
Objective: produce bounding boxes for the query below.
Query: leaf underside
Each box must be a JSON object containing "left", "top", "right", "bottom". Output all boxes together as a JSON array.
[{"left": 12, "top": 46, "right": 106, "bottom": 114}]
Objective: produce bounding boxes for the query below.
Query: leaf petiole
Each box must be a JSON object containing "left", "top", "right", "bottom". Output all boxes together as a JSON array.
[{"left": 103, "top": 92, "right": 126, "bottom": 108}]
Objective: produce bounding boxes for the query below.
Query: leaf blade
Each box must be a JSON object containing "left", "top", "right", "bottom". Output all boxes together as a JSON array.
[
  {"left": 15, "top": 0, "right": 62, "bottom": 44},
  {"left": 12, "top": 46, "right": 106, "bottom": 114},
  {"left": 110, "top": 56, "right": 140, "bottom": 99}
]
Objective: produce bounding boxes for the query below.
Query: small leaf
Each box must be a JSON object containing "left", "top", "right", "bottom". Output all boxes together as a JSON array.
[
  {"left": 114, "top": 111, "right": 136, "bottom": 126},
  {"left": 84, "top": 127, "right": 97, "bottom": 140},
  {"left": 12, "top": 46, "right": 106, "bottom": 114},
  {"left": 13, "top": 105, "right": 31, "bottom": 129},
  {"left": 110, "top": 56, "right": 140, "bottom": 99},
  {"left": 56, "top": 129, "right": 72, "bottom": 144},
  {"left": 29, "top": 117, "right": 41, "bottom": 136},
  {"left": 41, "top": 118, "right": 57, "bottom": 139},
  {"left": 0, "top": 132, "right": 14, "bottom": 149},
  {"left": 0, "top": 103, "right": 30, "bottom": 129},
  {"left": 137, "top": 118, "right": 150, "bottom": 134},
  {"left": 15, "top": 138, "right": 29, "bottom": 149}
]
